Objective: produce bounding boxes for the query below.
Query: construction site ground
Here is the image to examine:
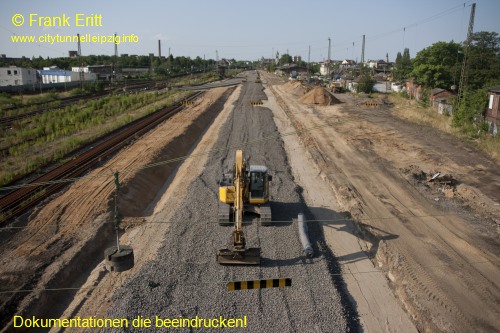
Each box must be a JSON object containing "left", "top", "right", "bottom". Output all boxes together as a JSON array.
[
  {"left": 0, "top": 71, "right": 498, "bottom": 333},
  {"left": 262, "top": 72, "right": 499, "bottom": 333}
]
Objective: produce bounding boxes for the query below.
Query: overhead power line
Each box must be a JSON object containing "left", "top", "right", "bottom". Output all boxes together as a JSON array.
[{"left": 0, "top": 258, "right": 497, "bottom": 295}]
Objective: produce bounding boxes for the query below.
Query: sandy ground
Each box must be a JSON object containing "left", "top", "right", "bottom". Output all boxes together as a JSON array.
[
  {"left": 263, "top": 79, "right": 418, "bottom": 333},
  {"left": 0, "top": 87, "right": 232, "bottom": 332},
  {"left": 262, "top": 72, "right": 500, "bottom": 333}
]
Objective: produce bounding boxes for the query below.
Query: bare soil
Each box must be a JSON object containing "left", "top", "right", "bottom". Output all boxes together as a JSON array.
[
  {"left": 0, "top": 87, "right": 232, "bottom": 332},
  {"left": 2, "top": 71, "right": 498, "bottom": 333},
  {"left": 298, "top": 86, "right": 338, "bottom": 105},
  {"left": 262, "top": 71, "right": 500, "bottom": 333},
  {"left": 264, "top": 77, "right": 418, "bottom": 333}
]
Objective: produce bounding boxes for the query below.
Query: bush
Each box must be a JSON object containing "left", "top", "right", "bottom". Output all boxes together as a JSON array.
[
  {"left": 357, "top": 73, "right": 375, "bottom": 94},
  {"left": 69, "top": 88, "right": 85, "bottom": 96},
  {"left": 452, "top": 89, "right": 487, "bottom": 128}
]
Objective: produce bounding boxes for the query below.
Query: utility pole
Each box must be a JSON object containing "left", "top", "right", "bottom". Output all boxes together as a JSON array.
[
  {"left": 458, "top": 2, "right": 476, "bottom": 107},
  {"left": 328, "top": 37, "right": 331, "bottom": 63},
  {"left": 361, "top": 35, "right": 365, "bottom": 66},
  {"left": 158, "top": 40, "right": 161, "bottom": 63},
  {"left": 327, "top": 37, "right": 331, "bottom": 77},
  {"left": 77, "top": 33, "right": 82, "bottom": 56},
  {"left": 112, "top": 33, "right": 118, "bottom": 83},
  {"left": 114, "top": 33, "right": 118, "bottom": 57},
  {"left": 77, "top": 33, "right": 84, "bottom": 86},
  {"left": 308, "top": 45, "right": 311, "bottom": 74}
]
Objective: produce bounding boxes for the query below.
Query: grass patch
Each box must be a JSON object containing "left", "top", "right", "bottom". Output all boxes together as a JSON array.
[
  {"left": 388, "top": 94, "right": 500, "bottom": 162},
  {"left": 0, "top": 89, "right": 191, "bottom": 187},
  {"left": 170, "top": 72, "right": 220, "bottom": 87}
]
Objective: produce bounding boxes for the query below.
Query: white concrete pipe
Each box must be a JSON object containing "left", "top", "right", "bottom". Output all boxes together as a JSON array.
[{"left": 298, "top": 213, "right": 313, "bottom": 257}]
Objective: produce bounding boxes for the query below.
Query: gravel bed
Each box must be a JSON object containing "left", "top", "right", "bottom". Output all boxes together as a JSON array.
[{"left": 103, "top": 76, "right": 356, "bottom": 333}]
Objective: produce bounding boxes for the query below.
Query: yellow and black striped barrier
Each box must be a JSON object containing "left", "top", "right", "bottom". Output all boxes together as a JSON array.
[
  {"left": 364, "top": 102, "right": 379, "bottom": 107},
  {"left": 250, "top": 101, "right": 263, "bottom": 106},
  {"left": 227, "top": 278, "right": 291, "bottom": 291},
  {"left": 181, "top": 100, "right": 194, "bottom": 105}
]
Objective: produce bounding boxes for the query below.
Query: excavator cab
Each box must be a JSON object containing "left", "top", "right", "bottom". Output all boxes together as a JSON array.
[{"left": 248, "top": 166, "right": 269, "bottom": 202}]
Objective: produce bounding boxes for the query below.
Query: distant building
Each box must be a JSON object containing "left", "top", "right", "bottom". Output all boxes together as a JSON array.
[
  {"left": 391, "top": 82, "right": 404, "bottom": 93},
  {"left": 0, "top": 66, "right": 38, "bottom": 86},
  {"left": 485, "top": 86, "right": 500, "bottom": 135},
  {"left": 406, "top": 80, "right": 423, "bottom": 100},
  {"left": 340, "top": 59, "right": 356, "bottom": 69},
  {"left": 430, "top": 88, "right": 455, "bottom": 115},
  {"left": 367, "top": 59, "right": 388, "bottom": 69},
  {"left": 216, "top": 65, "right": 226, "bottom": 76},
  {"left": 259, "top": 57, "right": 275, "bottom": 69},
  {"left": 219, "top": 58, "right": 232, "bottom": 67},
  {"left": 39, "top": 66, "right": 96, "bottom": 84},
  {"left": 83, "top": 65, "right": 113, "bottom": 80},
  {"left": 293, "top": 55, "right": 302, "bottom": 63},
  {"left": 320, "top": 61, "right": 331, "bottom": 76},
  {"left": 277, "top": 64, "right": 308, "bottom": 77}
]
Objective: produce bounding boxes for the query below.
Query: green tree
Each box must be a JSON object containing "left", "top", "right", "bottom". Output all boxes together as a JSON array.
[
  {"left": 308, "top": 63, "right": 320, "bottom": 75},
  {"left": 357, "top": 69, "right": 375, "bottom": 93},
  {"left": 467, "top": 31, "right": 500, "bottom": 90},
  {"left": 393, "top": 52, "right": 402, "bottom": 79},
  {"left": 393, "top": 48, "right": 412, "bottom": 81},
  {"left": 410, "top": 41, "right": 462, "bottom": 88},
  {"left": 279, "top": 54, "right": 292, "bottom": 65}
]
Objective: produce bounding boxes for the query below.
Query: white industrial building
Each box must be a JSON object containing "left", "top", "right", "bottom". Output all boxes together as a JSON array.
[
  {"left": 39, "top": 66, "right": 96, "bottom": 84},
  {"left": 0, "top": 66, "right": 38, "bottom": 86},
  {"left": 320, "top": 62, "right": 330, "bottom": 76}
]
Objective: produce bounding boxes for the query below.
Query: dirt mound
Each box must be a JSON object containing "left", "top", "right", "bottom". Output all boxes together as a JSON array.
[
  {"left": 282, "top": 81, "right": 307, "bottom": 97},
  {"left": 299, "top": 86, "right": 339, "bottom": 105}
]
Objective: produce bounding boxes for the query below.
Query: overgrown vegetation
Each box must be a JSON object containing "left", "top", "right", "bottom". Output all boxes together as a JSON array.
[
  {"left": 393, "top": 48, "right": 413, "bottom": 82},
  {"left": 357, "top": 69, "right": 376, "bottom": 93},
  {"left": 392, "top": 31, "right": 500, "bottom": 150},
  {"left": 389, "top": 92, "right": 500, "bottom": 162},
  {"left": 0, "top": 89, "right": 191, "bottom": 186},
  {"left": 169, "top": 72, "right": 220, "bottom": 87}
]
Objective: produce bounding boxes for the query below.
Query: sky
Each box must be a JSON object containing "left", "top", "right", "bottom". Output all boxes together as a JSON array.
[{"left": 1, "top": 0, "right": 499, "bottom": 63}]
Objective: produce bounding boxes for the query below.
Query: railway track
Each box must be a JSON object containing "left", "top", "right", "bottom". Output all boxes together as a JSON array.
[
  {"left": 0, "top": 91, "right": 203, "bottom": 224},
  {"left": 0, "top": 81, "right": 170, "bottom": 127}
]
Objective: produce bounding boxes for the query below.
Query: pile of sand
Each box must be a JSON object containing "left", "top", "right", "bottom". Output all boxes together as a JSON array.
[
  {"left": 282, "top": 81, "right": 307, "bottom": 97},
  {"left": 299, "top": 86, "right": 339, "bottom": 105}
]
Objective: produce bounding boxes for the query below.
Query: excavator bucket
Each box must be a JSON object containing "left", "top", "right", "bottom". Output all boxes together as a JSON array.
[{"left": 217, "top": 247, "right": 261, "bottom": 265}]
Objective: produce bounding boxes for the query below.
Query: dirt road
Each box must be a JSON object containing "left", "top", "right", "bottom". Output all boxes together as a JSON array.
[
  {"left": 264, "top": 78, "right": 417, "bottom": 333},
  {"left": 263, "top": 72, "right": 500, "bottom": 333}
]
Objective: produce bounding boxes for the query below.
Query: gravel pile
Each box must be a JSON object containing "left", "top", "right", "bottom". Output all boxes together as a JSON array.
[{"left": 103, "top": 74, "right": 357, "bottom": 333}]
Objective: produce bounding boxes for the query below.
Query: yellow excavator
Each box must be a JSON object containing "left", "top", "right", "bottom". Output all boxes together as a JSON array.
[{"left": 217, "top": 150, "right": 272, "bottom": 265}]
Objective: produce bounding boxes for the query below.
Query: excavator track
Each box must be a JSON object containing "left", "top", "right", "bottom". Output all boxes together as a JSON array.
[
  {"left": 218, "top": 202, "right": 232, "bottom": 226},
  {"left": 259, "top": 203, "right": 272, "bottom": 226}
]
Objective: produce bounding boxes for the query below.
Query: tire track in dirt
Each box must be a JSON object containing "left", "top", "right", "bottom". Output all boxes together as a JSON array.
[{"left": 264, "top": 73, "right": 499, "bottom": 333}]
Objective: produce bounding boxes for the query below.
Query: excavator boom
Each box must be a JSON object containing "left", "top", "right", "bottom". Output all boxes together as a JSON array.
[{"left": 217, "top": 150, "right": 261, "bottom": 265}]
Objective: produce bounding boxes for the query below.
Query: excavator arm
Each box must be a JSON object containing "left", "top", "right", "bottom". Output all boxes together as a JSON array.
[{"left": 217, "top": 150, "right": 261, "bottom": 265}]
